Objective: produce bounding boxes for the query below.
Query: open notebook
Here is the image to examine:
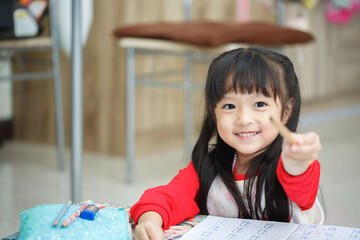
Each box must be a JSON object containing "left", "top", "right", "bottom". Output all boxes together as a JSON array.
[{"left": 179, "top": 215, "right": 360, "bottom": 240}]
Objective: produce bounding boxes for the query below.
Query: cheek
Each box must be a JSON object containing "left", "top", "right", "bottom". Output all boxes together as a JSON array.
[
  {"left": 216, "top": 121, "right": 227, "bottom": 135},
  {"left": 264, "top": 122, "right": 280, "bottom": 141},
  {"left": 216, "top": 117, "right": 232, "bottom": 138}
]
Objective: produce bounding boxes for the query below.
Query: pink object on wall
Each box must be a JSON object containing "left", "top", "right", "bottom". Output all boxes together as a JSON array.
[
  {"left": 325, "top": 0, "right": 360, "bottom": 25},
  {"left": 237, "top": 0, "right": 251, "bottom": 23}
]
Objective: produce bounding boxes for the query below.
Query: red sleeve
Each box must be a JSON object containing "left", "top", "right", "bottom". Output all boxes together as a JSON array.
[
  {"left": 276, "top": 156, "right": 321, "bottom": 211},
  {"left": 130, "top": 162, "right": 200, "bottom": 230}
]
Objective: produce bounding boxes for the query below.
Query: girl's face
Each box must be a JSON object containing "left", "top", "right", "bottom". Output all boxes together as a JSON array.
[{"left": 215, "top": 91, "right": 289, "bottom": 164}]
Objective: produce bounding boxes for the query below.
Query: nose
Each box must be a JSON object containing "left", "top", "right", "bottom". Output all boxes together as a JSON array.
[{"left": 235, "top": 108, "right": 254, "bottom": 126}]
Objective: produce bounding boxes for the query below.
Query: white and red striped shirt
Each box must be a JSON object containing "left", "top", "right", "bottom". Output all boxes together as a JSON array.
[{"left": 130, "top": 156, "right": 323, "bottom": 230}]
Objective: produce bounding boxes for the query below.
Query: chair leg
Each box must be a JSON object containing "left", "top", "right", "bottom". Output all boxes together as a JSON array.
[
  {"left": 126, "top": 47, "right": 136, "bottom": 183},
  {"left": 184, "top": 52, "right": 194, "bottom": 159},
  {"left": 49, "top": 0, "right": 66, "bottom": 170},
  {"left": 52, "top": 50, "right": 66, "bottom": 171}
]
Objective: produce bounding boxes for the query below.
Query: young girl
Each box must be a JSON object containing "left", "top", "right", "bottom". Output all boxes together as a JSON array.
[{"left": 131, "top": 47, "right": 324, "bottom": 240}]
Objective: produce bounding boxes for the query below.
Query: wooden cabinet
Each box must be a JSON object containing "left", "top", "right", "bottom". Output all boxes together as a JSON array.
[
  {"left": 329, "top": 13, "right": 360, "bottom": 94},
  {"left": 289, "top": 5, "right": 360, "bottom": 103}
]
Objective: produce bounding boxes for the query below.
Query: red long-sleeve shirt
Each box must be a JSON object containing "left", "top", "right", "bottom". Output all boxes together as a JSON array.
[{"left": 130, "top": 157, "right": 320, "bottom": 230}]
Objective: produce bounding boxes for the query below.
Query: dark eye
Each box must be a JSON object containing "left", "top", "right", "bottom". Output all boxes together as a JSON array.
[
  {"left": 254, "top": 102, "right": 266, "bottom": 108},
  {"left": 223, "top": 104, "right": 235, "bottom": 109}
]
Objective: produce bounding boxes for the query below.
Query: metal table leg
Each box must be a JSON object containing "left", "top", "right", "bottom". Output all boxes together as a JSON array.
[{"left": 70, "top": 0, "right": 83, "bottom": 202}]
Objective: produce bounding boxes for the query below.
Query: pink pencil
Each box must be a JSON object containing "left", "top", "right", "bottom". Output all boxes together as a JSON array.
[{"left": 61, "top": 204, "right": 88, "bottom": 227}]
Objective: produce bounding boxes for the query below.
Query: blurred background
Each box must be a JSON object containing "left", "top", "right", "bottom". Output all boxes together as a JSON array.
[{"left": 0, "top": 0, "right": 359, "bottom": 237}]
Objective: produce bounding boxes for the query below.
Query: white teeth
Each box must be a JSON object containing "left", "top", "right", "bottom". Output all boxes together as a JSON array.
[{"left": 237, "top": 132, "right": 257, "bottom": 137}]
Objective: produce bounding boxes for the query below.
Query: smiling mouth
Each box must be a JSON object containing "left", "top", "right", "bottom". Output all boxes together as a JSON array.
[{"left": 236, "top": 132, "right": 259, "bottom": 137}]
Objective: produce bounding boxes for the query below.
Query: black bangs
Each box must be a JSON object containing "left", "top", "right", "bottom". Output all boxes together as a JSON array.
[
  {"left": 232, "top": 50, "right": 280, "bottom": 99},
  {"left": 205, "top": 48, "right": 282, "bottom": 109}
]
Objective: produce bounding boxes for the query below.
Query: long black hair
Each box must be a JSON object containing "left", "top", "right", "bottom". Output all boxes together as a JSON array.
[{"left": 191, "top": 47, "right": 301, "bottom": 222}]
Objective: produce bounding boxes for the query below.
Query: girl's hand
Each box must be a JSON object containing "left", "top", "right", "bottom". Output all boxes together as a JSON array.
[
  {"left": 281, "top": 131, "right": 322, "bottom": 176},
  {"left": 134, "top": 211, "right": 164, "bottom": 240}
]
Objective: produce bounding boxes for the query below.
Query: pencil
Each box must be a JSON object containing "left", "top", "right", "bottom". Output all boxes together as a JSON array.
[
  {"left": 269, "top": 116, "right": 297, "bottom": 144},
  {"left": 53, "top": 200, "right": 72, "bottom": 226},
  {"left": 61, "top": 204, "right": 88, "bottom": 227}
]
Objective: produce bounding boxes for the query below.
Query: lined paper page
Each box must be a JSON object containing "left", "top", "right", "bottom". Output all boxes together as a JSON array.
[
  {"left": 287, "top": 224, "right": 360, "bottom": 240},
  {"left": 179, "top": 215, "right": 360, "bottom": 240},
  {"left": 180, "top": 216, "right": 298, "bottom": 240}
]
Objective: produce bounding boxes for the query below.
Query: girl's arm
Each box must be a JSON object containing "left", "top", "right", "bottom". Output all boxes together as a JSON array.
[
  {"left": 277, "top": 156, "right": 320, "bottom": 210},
  {"left": 277, "top": 131, "right": 322, "bottom": 210},
  {"left": 130, "top": 162, "right": 200, "bottom": 230}
]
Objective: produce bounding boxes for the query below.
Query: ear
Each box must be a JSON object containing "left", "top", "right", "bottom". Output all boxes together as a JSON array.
[{"left": 282, "top": 99, "right": 294, "bottom": 125}]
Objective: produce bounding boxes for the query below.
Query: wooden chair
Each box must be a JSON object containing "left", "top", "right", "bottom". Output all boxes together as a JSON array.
[{"left": 0, "top": 0, "right": 65, "bottom": 170}]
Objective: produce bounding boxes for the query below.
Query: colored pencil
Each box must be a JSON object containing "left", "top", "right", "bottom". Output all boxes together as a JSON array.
[
  {"left": 269, "top": 116, "right": 297, "bottom": 144},
  {"left": 53, "top": 200, "right": 72, "bottom": 226},
  {"left": 61, "top": 204, "right": 88, "bottom": 227}
]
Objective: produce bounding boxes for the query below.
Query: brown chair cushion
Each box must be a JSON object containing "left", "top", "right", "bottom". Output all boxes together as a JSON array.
[{"left": 113, "top": 21, "right": 314, "bottom": 47}]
